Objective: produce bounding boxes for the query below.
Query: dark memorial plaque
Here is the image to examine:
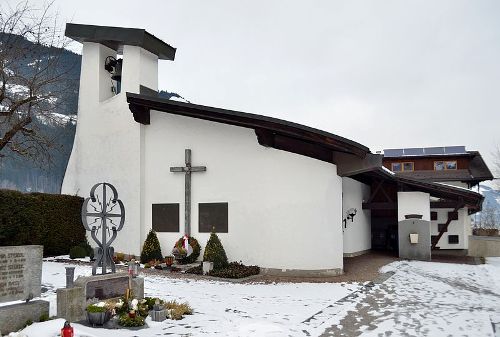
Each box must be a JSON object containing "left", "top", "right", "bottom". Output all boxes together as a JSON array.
[
  {"left": 84, "top": 275, "right": 129, "bottom": 300},
  {"left": 152, "top": 203, "right": 180, "bottom": 232},
  {"left": 199, "top": 203, "right": 228, "bottom": 233}
]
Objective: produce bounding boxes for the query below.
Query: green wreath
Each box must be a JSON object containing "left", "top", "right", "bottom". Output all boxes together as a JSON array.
[{"left": 174, "top": 236, "right": 200, "bottom": 264}]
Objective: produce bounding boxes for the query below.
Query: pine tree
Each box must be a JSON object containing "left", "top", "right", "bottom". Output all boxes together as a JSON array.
[
  {"left": 140, "top": 229, "right": 163, "bottom": 263},
  {"left": 203, "top": 229, "right": 228, "bottom": 270}
]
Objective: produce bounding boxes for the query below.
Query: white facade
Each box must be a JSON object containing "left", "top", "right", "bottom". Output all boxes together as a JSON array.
[
  {"left": 62, "top": 41, "right": 347, "bottom": 273},
  {"left": 342, "top": 177, "right": 371, "bottom": 256},
  {"left": 62, "top": 42, "right": 159, "bottom": 254},
  {"left": 144, "top": 111, "right": 344, "bottom": 272},
  {"left": 430, "top": 207, "right": 470, "bottom": 249},
  {"left": 397, "top": 191, "right": 431, "bottom": 221}
]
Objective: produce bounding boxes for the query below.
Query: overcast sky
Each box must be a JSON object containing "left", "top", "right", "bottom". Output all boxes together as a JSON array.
[{"left": 22, "top": 0, "right": 500, "bottom": 174}]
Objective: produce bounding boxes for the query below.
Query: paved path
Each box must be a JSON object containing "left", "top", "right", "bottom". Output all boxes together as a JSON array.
[{"left": 315, "top": 260, "right": 500, "bottom": 337}]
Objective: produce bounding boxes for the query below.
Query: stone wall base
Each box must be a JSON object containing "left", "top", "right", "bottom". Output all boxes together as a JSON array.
[
  {"left": 343, "top": 249, "right": 371, "bottom": 258},
  {"left": 468, "top": 235, "right": 500, "bottom": 257},
  {"left": 0, "top": 300, "right": 49, "bottom": 334},
  {"left": 260, "top": 267, "right": 343, "bottom": 277}
]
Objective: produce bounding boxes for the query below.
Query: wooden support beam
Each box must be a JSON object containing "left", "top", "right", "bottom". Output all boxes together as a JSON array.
[
  {"left": 430, "top": 201, "right": 462, "bottom": 209},
  {"left": 431, "top": 201, "right": 464, "bottom": 250},
  {"left": 362, "top": 202, "right": 397, "bottom": 210}
]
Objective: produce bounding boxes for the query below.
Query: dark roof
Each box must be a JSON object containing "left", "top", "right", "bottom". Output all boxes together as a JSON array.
[
  {"left": 65, "top": 23, "right": 176, "bottom": 60},
  {"left": 346, "top": 167, "right": 484, "bottom": 212},
  {"left": 468, "top": 151, "right": 494, "bottom": 181},
  {"left": 126, "top": 92, "right": 370, "bottom": 159},
  {"left": 382, "top": 150, "right": 493, "bottom": 184},
  {"left": 395, "top": 169, "right": 472, "bottom": 182}
]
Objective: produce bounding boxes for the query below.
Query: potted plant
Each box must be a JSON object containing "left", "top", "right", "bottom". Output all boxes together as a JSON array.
[{"left": 86, "top": 301, "right": 111, "bottom": 326}]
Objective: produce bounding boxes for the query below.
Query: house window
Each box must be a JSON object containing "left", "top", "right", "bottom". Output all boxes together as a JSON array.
[
  {"left": 438, "top": 223, "right": 448, "bottom": 232},
  {"left": 430, "top": 211, "right": 438, "bottom": 221},
  {"left": 392, "top": 163, "right": 402, "bottom": 172},
  {"left": 434, "top": 160, "right": 457, "bottom": 171},
  {"left": 448, "top": 235, "right": 459, "bottom": 244},
  {"left": 391, "top": 162, "right": 414, "bottom": 172},
  {"left": 152, "top": 203, "right": 179, "bottom": 232},
  {"left": 446, "top": 161, "right": 457, "bottom": 170},
  {"left": 199, "top": 202, "right": 228, "bottom": 233},
  {"left": 403, "top": 162, "right": 414, "bottom": 171}
]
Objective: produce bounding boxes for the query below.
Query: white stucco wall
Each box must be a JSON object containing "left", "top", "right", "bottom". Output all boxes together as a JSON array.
[
  {"left": 342, "top": 177, "right": 371, "bottom": 255},
  {"left": 397, "top": 192, "right": 430, "bottom": 221},
  {"left": 143, "top": 111, "right": 344, "bottom": 272},
  {"left": 62, "top": 40, "right": 346, "bottom": 272},
  {"left": 431, "top": 207, "right": 470, "bottom": 249},
  {"left": 62, "top": 43, "right": 158, "bottom": 254}
]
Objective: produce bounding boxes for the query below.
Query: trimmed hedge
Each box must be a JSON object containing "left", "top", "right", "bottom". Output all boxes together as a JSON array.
[
  {"left": 69, "top": 246, "right": 87, "bottom": 259},
  {"left": 0, "top": 189, "right": 86, "bottom": 256}
]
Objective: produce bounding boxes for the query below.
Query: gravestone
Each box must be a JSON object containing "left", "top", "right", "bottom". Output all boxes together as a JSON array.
[
  {"left": 57, "top": 273, "right": 143, "bottom": 322},
  {"left": 0, "top": 245, "right": 49, "bottom": 334}
]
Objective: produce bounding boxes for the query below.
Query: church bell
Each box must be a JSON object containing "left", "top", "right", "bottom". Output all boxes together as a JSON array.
[
  {"left": 104, "top": 56, "right": 123, "bottom": 83},
  {"left": 111, "top": 58, "right": 123, "bottom": 82}
]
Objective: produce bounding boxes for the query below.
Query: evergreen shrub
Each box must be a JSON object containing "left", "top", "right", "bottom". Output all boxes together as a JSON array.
[
  {"left": 0, "top": 189, "right": 85, "bottom": 256},
  {"left": 203, "top": 229, "right": 228, "bottom": 270},
  {"left": 69, "top": 246, "right": 87, "bottom": 259},
  {"left": 140, "top": 229, "right": 163, "bottom": 264}
]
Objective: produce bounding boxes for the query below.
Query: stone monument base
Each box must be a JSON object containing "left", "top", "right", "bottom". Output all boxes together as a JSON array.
[
  {"left": 0, "top": 300, "right": 49, "bottom": 334},
  {"left": 57, "top": 273, "right": 144, "bottom": 322}
]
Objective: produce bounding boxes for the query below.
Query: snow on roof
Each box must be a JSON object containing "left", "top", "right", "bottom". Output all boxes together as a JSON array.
[
  {"left": 381, "top": 166, "right": 395, "bottom": 175},
  {"left": 435, "top": 182, "right": 473, "bottom": 192}
]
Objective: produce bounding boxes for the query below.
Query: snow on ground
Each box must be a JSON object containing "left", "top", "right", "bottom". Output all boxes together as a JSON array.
[
  {"left": 321, "top": 258, "right": 500, "bottom": 337},
  {"left": 8, "top": 258, "right": 500, "bottom": 337},
  {"left": 8, "top": 261, "right": 359, "bottom": 337}
]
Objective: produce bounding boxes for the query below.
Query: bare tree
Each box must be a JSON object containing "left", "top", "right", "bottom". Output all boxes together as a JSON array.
[{"left": 0, "top": 1, "right": 76, "bottom": 166}]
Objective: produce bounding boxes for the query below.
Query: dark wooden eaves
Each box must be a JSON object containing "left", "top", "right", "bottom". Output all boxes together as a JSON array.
[{"left": 126, "top": 92, "right": 370, "bottom": 161}]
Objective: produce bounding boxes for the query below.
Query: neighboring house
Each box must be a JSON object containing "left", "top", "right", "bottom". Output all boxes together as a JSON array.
[
  {"left": 61, "top": 23, "right": 489, "bottom": 275},
  {"left": 381, "top": 147, "right": 493, "bottom": 251}
]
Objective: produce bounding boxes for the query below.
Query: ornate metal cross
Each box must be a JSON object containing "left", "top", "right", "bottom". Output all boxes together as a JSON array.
[
  {"left": 81, "top": 182, "right": 125, "bottom": 275},
  {"left": 170, "top": 149, "right": 206, "bottom": 236}
]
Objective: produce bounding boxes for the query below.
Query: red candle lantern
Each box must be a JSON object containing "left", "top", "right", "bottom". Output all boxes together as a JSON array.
[{"left": 60, "top": 321, "right": 74, "bottom": 337}]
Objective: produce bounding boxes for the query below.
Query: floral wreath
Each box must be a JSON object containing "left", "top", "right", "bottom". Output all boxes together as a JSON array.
[{"left": 173, "top": 235, "right": 200, "bottom": 264}]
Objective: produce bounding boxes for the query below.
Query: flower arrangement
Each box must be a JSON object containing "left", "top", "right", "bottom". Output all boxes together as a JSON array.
[
  {"left": 84, "top": 296, "right": 193, "bottom": 327},
  {"left": 113, "top": 297, "right": 150, "bottom": 327},
  {"left": 86, "top": 299, "right": 112, "bottom": 326},
  {"left": 172, "top": 235, "right": 200, "bottom": 264},
  {"left": 86, "top": 301, "right": 108, "bottom": 313}
]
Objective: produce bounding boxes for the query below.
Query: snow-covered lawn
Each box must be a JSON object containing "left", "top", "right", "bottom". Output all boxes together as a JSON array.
[
  {"left": 8, "top": 261, "right": 360, "bottom": 336},
  {"left": 6, "top": 258, "right": 500, "bottom": 337}
]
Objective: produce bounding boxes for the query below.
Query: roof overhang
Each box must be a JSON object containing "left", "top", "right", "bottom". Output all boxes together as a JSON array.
[
  {"left": 346, "top": 167, "right": 484, "bottom": 213},
  {"left": 126, "top": 92, "right": 371, "bottom": 161},
  {"left": 65, "top": 23, "right": 176, "bottom": 60}
]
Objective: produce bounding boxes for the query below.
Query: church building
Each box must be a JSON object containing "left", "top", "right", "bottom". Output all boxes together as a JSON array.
[{"left": 62, "top": 24, "right": 488, "bottom": 275}]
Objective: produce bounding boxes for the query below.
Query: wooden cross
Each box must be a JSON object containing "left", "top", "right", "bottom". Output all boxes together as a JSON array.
[{"left": 170, "top": 149, "right": 206, "bottom": 236}]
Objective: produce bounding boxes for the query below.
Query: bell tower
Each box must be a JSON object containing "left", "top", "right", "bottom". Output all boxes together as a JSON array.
[{"left": 61, "top": 24, "right": 176, "bottom": 255}]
